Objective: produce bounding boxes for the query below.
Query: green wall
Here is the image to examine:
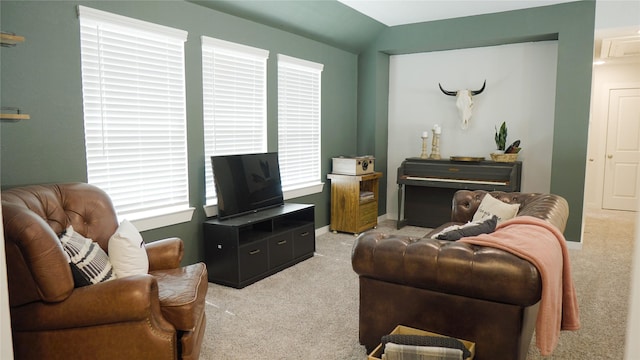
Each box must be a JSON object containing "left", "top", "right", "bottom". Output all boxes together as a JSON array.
[
  {"left": 358, "top": 1, "right": 595, "bottom": 242},
  {"left": 0, "top": 1, "right": 358, "bottom": 264},
  {"left": 0, "top": 0, "right": 598, "bottom": 265}
]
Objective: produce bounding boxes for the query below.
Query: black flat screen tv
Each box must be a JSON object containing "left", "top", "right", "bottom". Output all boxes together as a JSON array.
[{"left": 211, "top": 152, "right": 284, "bottom": 220}]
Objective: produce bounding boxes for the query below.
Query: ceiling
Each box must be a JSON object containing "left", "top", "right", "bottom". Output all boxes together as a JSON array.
[
  {"left": 190, "top": 0, "right": 640, "bottom": 61},
  {"left": 188, "top": 0, "right": 386, "bottom": 52},
  {"left": 336, "top": 0, "right": 577, "bottom": 26},
  {"left": 340, "top": 0, "right": 640, "bottom": 64}
]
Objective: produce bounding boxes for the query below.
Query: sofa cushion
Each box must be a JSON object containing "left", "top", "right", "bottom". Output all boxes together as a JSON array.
[
  {"left": 108, "top": 220, "right": 149, "bottom": 278},
  {"left": 472, "top": 194, "right": 520, "bottom": 224},
  {"left": 59, "top": 225, "right": 116, "bottom": 287}
]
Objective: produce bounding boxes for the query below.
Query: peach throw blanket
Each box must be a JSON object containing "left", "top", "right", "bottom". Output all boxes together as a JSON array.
[{"left": 458, "top": 216, "right": 580, "bottom": 355}]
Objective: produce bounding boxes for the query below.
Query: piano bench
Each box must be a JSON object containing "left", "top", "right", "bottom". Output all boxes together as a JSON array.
[{"left": 352, "top": 190, "right": 569, "bottom": 360}]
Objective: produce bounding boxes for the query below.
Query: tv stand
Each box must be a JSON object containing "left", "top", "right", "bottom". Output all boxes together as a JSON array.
[{"left": 203, "top": 203, "right": 315, "bottom": 288}]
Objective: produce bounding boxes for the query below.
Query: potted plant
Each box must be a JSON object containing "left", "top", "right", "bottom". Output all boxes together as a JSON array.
[
  {"left": 492, "top": 122, "right": 521, "bottom": 162},
  {"left": 494, "top": 121, "right": 507, "bottom": 152}
]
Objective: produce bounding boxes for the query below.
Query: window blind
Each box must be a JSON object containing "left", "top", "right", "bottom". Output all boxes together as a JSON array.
[
  {"left": 78, "top": 6, "right": 190, "bottom": 218},
  {"left": 202, "top": 36, "right": 269, "bottom": 205},
  {"left": 277, "top": 54, "right": 324, "bottom": 190}
]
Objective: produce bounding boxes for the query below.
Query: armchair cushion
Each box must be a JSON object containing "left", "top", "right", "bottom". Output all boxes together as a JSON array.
[
  {"left": 108, "top": 219, "right": 149, "bottom": 278},
  {"left": 59, "top": 225, "right": 116, "bottom": 286}
]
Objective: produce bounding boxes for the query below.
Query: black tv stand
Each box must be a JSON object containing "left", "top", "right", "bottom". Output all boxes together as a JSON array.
[{"left": 203, "top": 203, "right": 315, "bottom": 288}]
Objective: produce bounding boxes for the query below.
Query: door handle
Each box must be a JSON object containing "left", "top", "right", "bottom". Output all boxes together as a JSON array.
[{"left": 607, "top": 154, "right": 613, "bottom": 159}]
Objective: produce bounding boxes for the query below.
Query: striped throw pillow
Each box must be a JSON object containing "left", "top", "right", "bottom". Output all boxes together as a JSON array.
[{"left": 59, "top": 225, "right": 116, "bottom": 287}]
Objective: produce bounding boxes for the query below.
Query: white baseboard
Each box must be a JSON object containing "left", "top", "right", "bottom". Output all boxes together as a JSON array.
[{"left": 565, "top": 241, "right": 583, "bottom": 250}]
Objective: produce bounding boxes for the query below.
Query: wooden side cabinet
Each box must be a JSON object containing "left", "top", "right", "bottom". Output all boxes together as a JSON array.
[{"left": 327, "top": 172, "right": 382, "bottom": 234}]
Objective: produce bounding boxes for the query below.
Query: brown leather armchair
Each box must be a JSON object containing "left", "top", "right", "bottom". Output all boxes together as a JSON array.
[
  {"left": 352, "top": 190, "right": 569, "bottom": 360},
  {"left": 2, "top": 183, "right": 208, "bottom": 360}
]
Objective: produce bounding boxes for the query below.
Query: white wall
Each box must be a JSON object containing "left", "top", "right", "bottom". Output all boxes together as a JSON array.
[
  {"left": 585, "top": 62, "right": 640, "bottom": 209},
  {"left": 593, "top": 1, "right": 640, "bottom": 358},
  {"left": 386, "top": 41, "right": 558, "bottom": 218},
  {"left": 0, "top": 207, "right": 14, "bottom": 359},
  {"left": 626, "top": 208, "right": 640, "bottom": 358}
]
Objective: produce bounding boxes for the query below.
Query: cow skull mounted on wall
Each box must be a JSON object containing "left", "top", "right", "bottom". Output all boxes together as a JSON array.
[{"left": 439, "top": 80, "right": 486, "bottom": 130}]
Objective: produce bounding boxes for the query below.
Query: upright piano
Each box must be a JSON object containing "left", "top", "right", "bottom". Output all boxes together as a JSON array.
[{"left": 397, "top": 158, "right": 522, "bottom": 228}]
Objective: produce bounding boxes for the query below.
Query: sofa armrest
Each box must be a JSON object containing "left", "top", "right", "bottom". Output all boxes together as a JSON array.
[
  {"left": 517, "top": 194, "right": 569, "bottom": 232},
  {"left": 147, "top": 237, "right": 184, "bottom": 271},
  {"left": 11, "top": 275, "right": 175, "bottom": 333}
]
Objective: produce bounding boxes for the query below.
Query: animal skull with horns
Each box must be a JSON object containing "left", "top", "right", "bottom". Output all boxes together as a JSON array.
[{"left": 439, "top": 80, "right": 486, "bottom": 130}]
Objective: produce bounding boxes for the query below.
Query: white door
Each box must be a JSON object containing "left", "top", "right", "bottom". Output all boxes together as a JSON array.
[{"left": 603, "top": 88, "right": 640, "bottom": 211}]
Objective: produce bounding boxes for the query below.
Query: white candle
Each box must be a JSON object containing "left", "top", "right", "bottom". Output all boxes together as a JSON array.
[
  {"left": 434, "top": 125, "right": 441, "bottom": 135},
  {"left": 422, "top": 131, "right": 429, "bottom": 138}
]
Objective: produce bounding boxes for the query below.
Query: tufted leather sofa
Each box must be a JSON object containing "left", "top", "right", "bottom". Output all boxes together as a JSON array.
[
  {"left": 2, "top": 183, "right": 207, "bottom": 360},
  {"left": 352, "top": 190, "right": 569, "bottom": 360}
]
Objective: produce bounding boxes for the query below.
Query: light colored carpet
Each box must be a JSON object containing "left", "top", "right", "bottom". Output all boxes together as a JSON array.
[{"left": 201, "top": 209, "right": 635, "bottom": 359}]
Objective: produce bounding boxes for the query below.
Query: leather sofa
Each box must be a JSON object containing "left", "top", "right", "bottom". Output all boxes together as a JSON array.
[
  {"left": 2, "top": 183, "right": 207, "bottom": 360},
  {"left": 352, "top": 190, "right": 569, "bottom": 360}
]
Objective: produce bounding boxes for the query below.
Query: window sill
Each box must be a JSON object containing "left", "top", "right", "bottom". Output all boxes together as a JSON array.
[
  {"left": 203, "top": 181, "right": 324, "bottom": 218},
  {"left": 120, "top": 205, "right": 195, "bottom": 232},
  {"left": 283, "top": 181, "right": 324, "bottom": 200}
]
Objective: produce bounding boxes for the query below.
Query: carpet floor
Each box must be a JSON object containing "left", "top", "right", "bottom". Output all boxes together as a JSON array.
[{"left": 200, "top": 209, "right": 635, "bottom": 359}]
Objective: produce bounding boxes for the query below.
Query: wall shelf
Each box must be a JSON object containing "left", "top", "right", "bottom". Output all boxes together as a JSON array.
[
  {"left": 1, "top": 31, "right": 30, "bottom": 121},
  {"left": 1, "top": 32, "right": 25, "bottom": 46},
  {"left": 1, "top": 107, "right": 30, "bottom": 121},
  {"left": 0, "top": 113, "right": 30, "bottom": 120}
]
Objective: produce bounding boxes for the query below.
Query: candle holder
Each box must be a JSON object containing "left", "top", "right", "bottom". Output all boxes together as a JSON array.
[
  {"left": 429, "top": 130, "right": 441, "bottom": 160},
  {"left": 420, "top": 133, "right": 429, "bottom": 159}
]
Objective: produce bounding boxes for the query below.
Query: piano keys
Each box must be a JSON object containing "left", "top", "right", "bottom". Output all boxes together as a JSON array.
[{"left": 397, "top": 158, "right": 522, "bottom": 228}]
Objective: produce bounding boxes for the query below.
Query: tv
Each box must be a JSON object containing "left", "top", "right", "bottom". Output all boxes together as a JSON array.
[{"left": 211, "top": 152, "right": 285, "bottom": 220}]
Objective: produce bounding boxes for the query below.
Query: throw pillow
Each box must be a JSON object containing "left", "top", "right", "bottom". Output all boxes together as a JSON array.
[
  {"left": 437, "top": 216, "right": 498, "bottom": 241},
  {"left": 108, "top": 219, "right": 149, "bottom": 278},
  {"left": 430, "top": 224, "right": 464, "bottom": 239},
  {"left": 59, "top": 225, "right": 116, "bottom": 287},
  {"left": 472, "top": 194, "right": 520, "bottom": 224}
]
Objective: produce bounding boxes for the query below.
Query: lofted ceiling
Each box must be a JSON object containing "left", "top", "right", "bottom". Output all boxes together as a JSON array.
[
  {"left": 187, "top": 0, "right": 386, "bottom": 53},
  {"left": 189, "top": 0, "right": 640, "bottom": 62},
  {"left": 188, "top": 0, "right": 582, "bottom": 53},
  {"left": 336, "top": 0, "right": 577, "bottom": 26}
]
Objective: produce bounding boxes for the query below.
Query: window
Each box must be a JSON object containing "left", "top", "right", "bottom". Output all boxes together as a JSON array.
[
  {"left": 277, "top": 55, "right": 324, "bottom": 192},
  {"left": 78, "top": 6, "right": 191, "bottom": 230},
  {"left": 201, "top": 37, "right": 269, "bottom": 207}
]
